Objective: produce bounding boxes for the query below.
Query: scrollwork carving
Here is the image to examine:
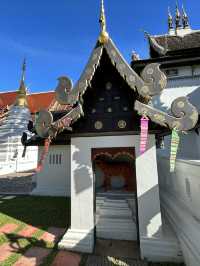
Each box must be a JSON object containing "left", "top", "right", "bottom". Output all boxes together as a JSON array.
[
  {"left": 105, "top": 38, "right": 167, "bottom": 100},
  {"left": 55, "top": 76, "right": 77, "bottom": 105},
  {"left": 140, "top": 63, "right": 167, "bottom": 97},
  {"left": 135, "top": 96, "right": 198, "bottom": 131},
  {"left": 35, "top": 104, "right": 83, "bottom": 138},
  {"left": 35, "top": 110, "right": 56, "bottom": 138}
]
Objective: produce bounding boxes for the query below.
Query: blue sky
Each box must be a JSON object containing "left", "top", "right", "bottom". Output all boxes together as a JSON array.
[{"left": 0, "top": 0, "right": 199, "bottom": 93}]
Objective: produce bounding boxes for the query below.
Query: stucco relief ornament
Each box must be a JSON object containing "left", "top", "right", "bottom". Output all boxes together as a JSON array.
[
  {"left": 118, "top": 120, "right": 126, "bottom": 129},
  {"left": 95, "top": 121, "right": 103, "bottom": 130}
]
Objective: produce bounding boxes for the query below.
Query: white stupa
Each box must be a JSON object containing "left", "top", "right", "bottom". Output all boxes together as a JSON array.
[{"left": 0, "top": 60, "right": 38, "bottom": 175}]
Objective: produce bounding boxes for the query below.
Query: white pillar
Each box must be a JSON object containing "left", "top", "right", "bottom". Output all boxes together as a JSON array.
[
  {"left": 58, "top": 139, "right": 95, "bottom": 253},
  {"left": 136, "top": 136, "right": 163, "bottom": 260}
]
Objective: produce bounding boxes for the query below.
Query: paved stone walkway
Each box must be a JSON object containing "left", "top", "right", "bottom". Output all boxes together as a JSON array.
[
  {"left": 0, "top": 223, "right": 19, "bottom": 234},
  {"left": 0, "top": 243, "right": 18, "bottom": 263},
  {"left": 18, "top": 225, "right": 38, "bottom": 237},
  {"left": 39, "top": 227, "right": 66, "bottom": 243},
  {"left": 0, "top": 222, "right": 69, "bottom": 265},
  {"left": 14, "top": 247, "right": 51, "bottom": 266}
]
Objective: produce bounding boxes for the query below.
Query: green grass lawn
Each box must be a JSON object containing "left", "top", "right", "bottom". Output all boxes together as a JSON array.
[
  {"left": 0, "top": 196, "right": 70, "bottom": 266},
  {"left": 0, "top": 196, "right": 70, "bottom": 229},
  {"left": 0, "top": 196, "right": 185, "bottom": 266}
]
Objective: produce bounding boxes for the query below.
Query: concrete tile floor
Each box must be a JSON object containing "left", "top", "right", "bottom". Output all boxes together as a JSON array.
[
  {"left": 94, "top": 239, "right": 140, "bottom": 259},
  {"left": 84, "top": 239, "right": 143, "bottom": 266}
]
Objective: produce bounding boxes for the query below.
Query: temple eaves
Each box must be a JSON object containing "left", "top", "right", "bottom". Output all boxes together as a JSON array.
[{"left": 15, "top": 59, "right": 28, "bottom": 107}]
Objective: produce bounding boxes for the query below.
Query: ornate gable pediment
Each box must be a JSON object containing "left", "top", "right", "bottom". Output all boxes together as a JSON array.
[{"left": 50, "top": 37, "right": 166, "bottom": 112}]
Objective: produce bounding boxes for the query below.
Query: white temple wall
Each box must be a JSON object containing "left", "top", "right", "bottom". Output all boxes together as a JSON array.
[
  {"left": 16, "top": 144, "right": 38, "bottom": 173},
  {"left": 59, "top": 135, "right": 172, "bottom": 260},
  {"left": 0, "top": 136, "right": 38, "bottom": 176},
  {"left": 158, "top": 131, "right": 200, "bottom": 160},
  {"left": 31, "top": 145, "right": 70, "bottom": 197},
  {"left": 158, "top": 156, "right": 200, "bottom": 266},
  {"left": 154, "top": 65, "right": 200, "bottom": 265}
]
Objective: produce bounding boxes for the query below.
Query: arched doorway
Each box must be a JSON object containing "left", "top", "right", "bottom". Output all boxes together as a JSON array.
[{"left": 91, "top": 147, "right": 139, "bottom": 242}]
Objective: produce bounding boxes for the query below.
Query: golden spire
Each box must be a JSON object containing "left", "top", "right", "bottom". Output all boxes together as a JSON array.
[
  {"left": 15, "top": 59, "right": 28, "bottom": 107},
  {"left": 99, "top": 0, "right": 109, "bottom": 44}
]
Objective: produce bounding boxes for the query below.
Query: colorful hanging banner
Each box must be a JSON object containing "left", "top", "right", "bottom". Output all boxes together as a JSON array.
[
  {"left": 170, "top": 128, "right": 180, "bottom": 172},
  {"left": 140, "top": 116, "right": 149, "bottom": 154},
  {"left": 36, "top": 137, "right": 51, "bottom": 172}
]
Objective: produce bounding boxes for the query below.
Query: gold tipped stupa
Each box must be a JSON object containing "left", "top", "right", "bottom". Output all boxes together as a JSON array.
[
  {"left": 99, "top": 0, "right": 109, "bottom": 44},
  {"left": 15, "top": 59, "right": 28, "bottom": 107}
]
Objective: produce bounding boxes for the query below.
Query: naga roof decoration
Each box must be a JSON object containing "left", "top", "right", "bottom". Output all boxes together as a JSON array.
[
  {"left": 135, "top": 97, "right": 198, "bottom": 131},
  {"left": 148, "top": 31, "right": 200, "bottom": 57},
  {"left": 34, "top": 1, "right": 199, "bottom": 140},
  {"left": 145, "top": 32, "right": 168, "bottom": 56}
]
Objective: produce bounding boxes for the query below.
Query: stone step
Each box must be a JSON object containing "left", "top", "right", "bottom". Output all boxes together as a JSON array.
[
  {"left": 96, "top": 194, "right": 137, "bottom": 241},
  {"left": 98, "top": 208, "right": 133, "bottom": 218},
  {"left": 96, "top": 216, "right": 137, "bottom": 240},
  {"left": 96, "top": 191, "right": 136, "bottom": 199}
]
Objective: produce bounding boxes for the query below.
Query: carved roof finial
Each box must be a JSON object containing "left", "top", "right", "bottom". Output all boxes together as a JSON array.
[
  {"left": 182, "top": 4, "right": 190, "bottom": 29},
  {"left": 21, "top": 58, "right": 26, "bottom": 83},
  {"left": 168, "top": 7, "right": 173, "bottom": 32},
  {"left": 175, "top": 1, "right": 181, "bottom": 31},
  {"left": 99, "top": 0, "right": 109, "bottom": 44},
  {"left": 15, "top": 58, "right": 28, "bottom": 107},
  {"left": 131, "top": 51, "right": 140, "bottom": 61}
]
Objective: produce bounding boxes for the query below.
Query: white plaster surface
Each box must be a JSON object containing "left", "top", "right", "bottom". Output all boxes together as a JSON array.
[
  {"left": 153, "top": 66, "right": 200, "bottom": 264},
  {"left": 158, "top": 156, "right": 200, "bottom": 266},
  {"left": 31, "top": 145, "right": 71, "bottom": 197}
]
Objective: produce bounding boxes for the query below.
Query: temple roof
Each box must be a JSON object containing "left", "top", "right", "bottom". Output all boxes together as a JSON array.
[
  {"left": 149, "top": 31, "right": 200, "bottom": 57},
  {"left": 27, "top": 1, "right": 199, "bottom": 144},
  {"left": 146, "top": 4, "right": 200, "bottom": 58},
  {"left": 0, "top": 91, "right": 55, "bottom": 113}
]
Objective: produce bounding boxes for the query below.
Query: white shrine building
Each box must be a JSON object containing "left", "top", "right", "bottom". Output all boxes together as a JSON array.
[
  {"left": 1, "top": 2, "right": 200, "bottom": 265},
  {"left": 24, "top": 2, "right": 200, "bottom": 266}
]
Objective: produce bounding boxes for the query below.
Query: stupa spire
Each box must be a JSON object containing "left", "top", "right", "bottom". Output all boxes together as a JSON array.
[
  {"left": 15, "top": 59, "right": 28, "bottom": 107},
  {"left": 168, "top": 7, "right": 173, "bottom": 32},
  {"left": 182, "top": 4, "right": 190, "bottom": 29},
  {"left": 175, "top": 1, "right": 181, "bottom": 31},
  {"left": 99, "top": 0, "right": 109, "bottom": 44}
]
